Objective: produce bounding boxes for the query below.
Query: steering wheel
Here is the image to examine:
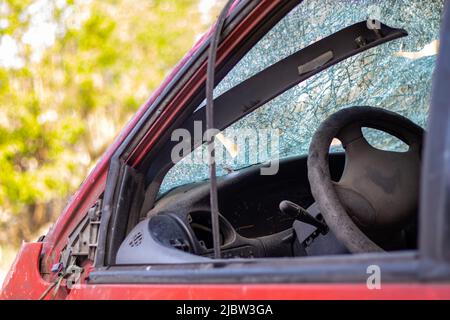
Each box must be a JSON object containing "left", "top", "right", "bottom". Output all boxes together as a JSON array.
[{"left": 307, "top": 106, "right": 424, "bottom": 253}]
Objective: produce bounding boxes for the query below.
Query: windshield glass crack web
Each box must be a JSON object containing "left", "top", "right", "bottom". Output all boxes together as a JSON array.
[{"left": 160, "top": 0, "right": 444, "bottom": 196}]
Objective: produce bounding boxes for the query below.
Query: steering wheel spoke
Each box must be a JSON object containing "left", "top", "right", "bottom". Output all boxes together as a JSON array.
[{"left": 308, "top": 106, "right": 423, "bottom": 253}]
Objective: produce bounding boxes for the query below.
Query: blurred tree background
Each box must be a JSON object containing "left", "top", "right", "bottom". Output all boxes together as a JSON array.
[{"left": 0, "top": 0, "right": 222, "bottom": 279}]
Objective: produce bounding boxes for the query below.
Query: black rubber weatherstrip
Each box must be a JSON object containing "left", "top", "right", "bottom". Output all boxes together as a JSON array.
[
  {"left": 206, "top": 0, "right": 235, "bottom": 259},
  {"left": 89, "top": 251, "right": 419, "bottom": 284}
]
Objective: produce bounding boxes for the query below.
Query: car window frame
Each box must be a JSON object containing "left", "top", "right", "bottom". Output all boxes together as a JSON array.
[{"left": 90, "top": 0, "right": 450, "bottom": 283}]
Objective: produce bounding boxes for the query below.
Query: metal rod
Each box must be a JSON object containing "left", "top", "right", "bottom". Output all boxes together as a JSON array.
[{"left": 206, "top": 0, "right": 234, "bottom": 259}]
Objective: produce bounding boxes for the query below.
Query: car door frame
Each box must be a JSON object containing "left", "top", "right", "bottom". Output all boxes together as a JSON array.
[{"left": 84, "top": 0, "right": 450, "bottom": 290}]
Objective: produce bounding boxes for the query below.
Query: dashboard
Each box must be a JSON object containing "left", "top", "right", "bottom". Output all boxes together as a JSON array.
[{"left": 116, "top": 153, "right": 346, "bottom": 264}]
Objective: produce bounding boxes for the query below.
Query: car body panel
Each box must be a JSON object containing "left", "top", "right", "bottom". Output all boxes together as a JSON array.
[
  {"left": 1, "top": 243, "right": 67, "bottom": 300},
  {"left": 2, "top": 242, "right": 450, "bottom": 300},
  {"left": 66, "top": 283, "right": 450, "bottom": 300}
]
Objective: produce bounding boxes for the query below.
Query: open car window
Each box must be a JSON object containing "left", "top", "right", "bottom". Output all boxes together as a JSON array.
[
  {"left": 160, "top": 0, "right": 443, "bottom": 196},
  {"left": 84, "top": 0, "right": 450, "bottom": 286}
]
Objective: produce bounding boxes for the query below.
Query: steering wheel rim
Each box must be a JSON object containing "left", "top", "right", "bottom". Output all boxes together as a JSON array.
[{"left": 307, "top": 106, "right": 424, "bottom": 253}]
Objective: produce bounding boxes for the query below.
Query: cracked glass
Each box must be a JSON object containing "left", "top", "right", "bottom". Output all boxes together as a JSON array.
[{"left": 159, "top": 0, "right": 444, "bottom": 196}]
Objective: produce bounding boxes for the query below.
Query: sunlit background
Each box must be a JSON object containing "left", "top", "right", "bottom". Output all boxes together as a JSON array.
[{"left": 0, "top": 0, "right": 223, "bottom": 286}]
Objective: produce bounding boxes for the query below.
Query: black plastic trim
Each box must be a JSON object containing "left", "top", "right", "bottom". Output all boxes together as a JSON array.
[
  {"left": 90, "top": 251, "right": 420, "bottom": 284},
  {"left": 95, "top": 157, "right": 123, "bottom": 267},
  {"left": 418, "top": 0, "right": 450, "bottom": 280}
]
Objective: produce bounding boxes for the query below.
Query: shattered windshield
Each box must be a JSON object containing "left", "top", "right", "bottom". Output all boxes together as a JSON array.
[{"left": 159, "top": 0, "right": 444, "bottom": 195}]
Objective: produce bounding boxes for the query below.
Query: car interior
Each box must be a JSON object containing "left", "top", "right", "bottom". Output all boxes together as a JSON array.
[{"left": 111, "top": 0, "right": 443, "bottom": 265}]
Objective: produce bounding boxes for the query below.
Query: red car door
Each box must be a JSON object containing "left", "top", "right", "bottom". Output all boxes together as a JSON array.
[{"left": 2, "top": 0, "right": 450, "bottom": 300}]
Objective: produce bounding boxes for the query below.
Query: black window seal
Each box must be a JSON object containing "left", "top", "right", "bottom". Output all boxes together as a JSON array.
[
  {"left": 90, "top": 251, "right": 419, "bottom": 284},
  {"left": 418, "top": 0, "right": 450, "bottom": 280}
]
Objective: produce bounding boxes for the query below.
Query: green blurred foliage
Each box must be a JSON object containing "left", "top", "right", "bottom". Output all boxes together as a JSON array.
[{"left": 0, "top": 0, "right": 220, "bottom": 246}]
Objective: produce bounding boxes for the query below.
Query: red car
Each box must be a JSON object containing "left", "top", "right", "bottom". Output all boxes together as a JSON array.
[{"left": 2, "top": 0, "right": 450, "bottom": 300}]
